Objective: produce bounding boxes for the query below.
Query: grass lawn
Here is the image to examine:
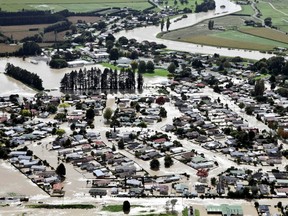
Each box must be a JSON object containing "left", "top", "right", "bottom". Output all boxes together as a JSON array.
[
  {"left": 102, "top": 204, "right": 143, "bottom": 212},
  {"left": 143, "top": 69, "right": 170, "bottom": 77},
  {"left": 0, "top": 0, "right": 151, "bottom": 12},
  {"left": 100, "top": 62, "right": 120, "bottom": 70},
  {"left": 182, "top": 207, "right": 188, "bottom": 216},
  {"left": 100, "top": 63, "right": 170, "bottom": 77},
  {"left": 254, "top": 74, "right": 270, "bottom": 80},
  {"left": 195, "top": 209, "right": 200, "bottom": 216},
  {"left": 102, "top": 205, "right": 123, "bottom": 212}
]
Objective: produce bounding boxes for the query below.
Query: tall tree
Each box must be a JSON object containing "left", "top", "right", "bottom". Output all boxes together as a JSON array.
[
  {"left": 254, "top": 79, "right": 265, "bottom": 96},
  {"left": 164, "top": 155, "right": 173, "bottom": 168},
  {"left": 167, "top": 62, "right": 176, "bottom": 74},
  {"left": 130, "top": 61, "right": 138, "bottom": 73},
  {"left": 123, "top": 200, "right": 131, "bottom": 214},
  {"left": 103, "top": 108, "right": 113, "bottom": 122},
  {"left": 150, "top": 158, "right": 160, "bottom": 170},
  {"left": 56, "top": 163, "right": 66, "bottom": 177},
  {"left": 86, "top": 108, "right": 95, "bottom": 120},
  {"left": 166, "top": 17, "right": 171, "bottom": 31},
  {"left": 137, "top": 73, "right": 143, "bottom": 90},
  {"left": 109, "top": 48, "right": 119, "bottom": 61},
  {"left": 138, "top": 60, "right": 146, "bottom": 73},
  {"left": 160, "top": 18, "right": 165, "bottom": 32},
  {"left": 146, "top": 60, "right": 155, "bottom": 73}
]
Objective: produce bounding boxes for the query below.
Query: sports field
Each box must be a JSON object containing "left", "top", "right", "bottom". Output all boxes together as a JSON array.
[{"left": 0, "top": 0, "right": 151, "bottom": 12}]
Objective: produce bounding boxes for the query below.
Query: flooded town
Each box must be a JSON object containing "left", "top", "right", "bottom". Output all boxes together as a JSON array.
[{"left": 0, "top": 0, "right": 288, "bottom": 215}]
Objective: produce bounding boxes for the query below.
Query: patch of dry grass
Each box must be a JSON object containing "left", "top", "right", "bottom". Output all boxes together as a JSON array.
[
  {"left": 0, "top": 43, "right": 20, "bottom": 53},
  {"left": 239, "top": 27, "right": 288, "bottom": 44},
  {"left": 0, "top": 24, "right": 49, "bottom": 41}
]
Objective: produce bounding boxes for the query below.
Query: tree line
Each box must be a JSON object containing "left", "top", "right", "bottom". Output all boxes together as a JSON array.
[
  {"left": 44, "top": 20, "right": 72, "bottom": 33},
  {"left": 0, "top": 10, "right": 66, "bottom": 26},
  {"left": 195, "top": 0, "right": 216, "bottom": 13},
  {"left": 5, "top": 63, "right": 44, "bottom": 91},
  {"left": 60, "top": 67, "right": 144, "bottom": 91},
  {"left": 251, "top": 56, "right": 288, "bottom": 76}
]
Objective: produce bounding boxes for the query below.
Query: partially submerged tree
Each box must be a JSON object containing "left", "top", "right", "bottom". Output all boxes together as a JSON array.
[
  {"left": 123, "top": 200, "right": 131, "bottom": 214},
  {"left": 160, "top": 18, "right": 165, "bottom": 31},
  {"left": 150, "top": 158, "right": 160, "bottom": 170},
  {"left": 166, "top": 17, "right": 171, "bottom": 31},
  {"left": 56, "top": 163, "right": 66, "bottom": 177},
  {"left": 103, "top": 108, "right": 113, "bottom": 122}
]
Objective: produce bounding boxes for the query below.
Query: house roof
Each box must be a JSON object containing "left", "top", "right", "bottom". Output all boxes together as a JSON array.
[{"left": 206, "top": 204, "right": 243, "bottom": 216}]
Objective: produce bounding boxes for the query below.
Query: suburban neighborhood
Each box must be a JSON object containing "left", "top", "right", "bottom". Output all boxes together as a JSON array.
[{"left": 1, "top": 0, "right": 288, "bottom": 215}]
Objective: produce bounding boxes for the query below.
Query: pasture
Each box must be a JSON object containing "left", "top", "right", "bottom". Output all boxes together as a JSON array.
[
  {"left": 256, "top": 1, "right": 288, "bottom": 32},
  {"left": 0, "top": 44, "right": 20, "bottom": 53},
  {"left": 0, "top": 16, "right": 102, "bottom": 43},
  {"left": 178, "top": 34, "right": 282, "bottom": 51},
  {"left": 0, "top": 24, "right": 49, "bottom": 41},
  {"left": 161, "top": 15, "right": 288, "bottom": 51},
  {"left": 0, "top": 24, "right": 67, "bottom": 42},
  {"left": 0, "top": 0, "right": 151, "bottom": 12}
]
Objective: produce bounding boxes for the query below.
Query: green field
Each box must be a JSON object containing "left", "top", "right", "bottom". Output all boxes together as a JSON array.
[
  {"left": 100, "top": 62, "right": 119, "bottom": 70},
  {"left": 239, "top": 27, "right": 288, "bottom": 44},
  {"left": 211, "top": 30, "right": 288, "bottom": 49},
  {"left": 143, "top": 69, "right": 170, "bottom": 77},
  {"left": 235, "top": 5, "right": 254, "bottom": 15},
  {"left": 102, "top": 204, "right": 143, "bottom": 212},
  {"left": 165, "top": 30, "right": 288, "bottom": 51},
  {"left": 0, "top": 0, "right": 151, "bottom": 12},
  {"left": 161, "top": 14, "right": 288, "bottom": 51},
  {"left": 100, "top": 63, "right": 170, "bottom": 77},
  {"left": 256, "top": 1, "right": 288, "bottom": 32}
]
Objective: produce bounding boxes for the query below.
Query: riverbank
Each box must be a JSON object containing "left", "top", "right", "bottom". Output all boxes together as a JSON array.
[{"left": 115, "top": 0, "right": 275, "bottom": 60}]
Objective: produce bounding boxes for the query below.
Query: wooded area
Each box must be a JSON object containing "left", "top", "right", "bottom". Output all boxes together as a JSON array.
[
  {"left": 60, "top": 67, "right": 144, "bottom": 91},
  {"left": 5, "top": 63, "right": 44, "bottom": 91}
]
